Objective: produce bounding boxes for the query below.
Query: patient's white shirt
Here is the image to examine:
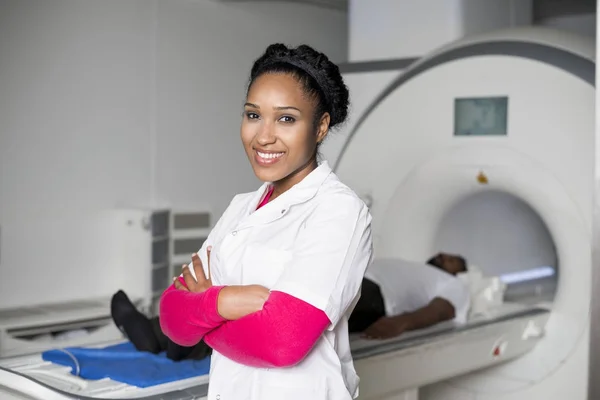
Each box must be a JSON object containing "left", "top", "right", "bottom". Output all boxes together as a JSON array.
[{"left": 364, "top": 258, "right": 470, "bottom": 323}]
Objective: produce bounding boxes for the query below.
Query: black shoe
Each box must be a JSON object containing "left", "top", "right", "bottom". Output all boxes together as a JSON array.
[{"left": 110, "top": 290, "right": 161, "bottom": 354}]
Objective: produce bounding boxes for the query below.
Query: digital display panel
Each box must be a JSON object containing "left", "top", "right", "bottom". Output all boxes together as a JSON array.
[{"left": 454, "top": 96, "right": 508, "bottom": 136}]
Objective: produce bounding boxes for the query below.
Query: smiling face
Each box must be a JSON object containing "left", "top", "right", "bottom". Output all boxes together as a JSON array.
[{"left": 241, "top": 72, "right": 330, "bottom": 195}]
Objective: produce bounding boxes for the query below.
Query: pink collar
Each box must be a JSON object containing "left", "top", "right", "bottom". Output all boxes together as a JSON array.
[{"left": 256, "top": 185, "right": 275, "bottom": 210}]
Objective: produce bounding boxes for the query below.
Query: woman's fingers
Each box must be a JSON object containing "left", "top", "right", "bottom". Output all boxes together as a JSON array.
[
  {"left": 173, "top": 277, "right": 188, "bottom": 291},
  {"left": 206, "top": 246, "right": 212, "bottom": 284},
  {"left": 177, "top": 251, "right": 212, "bottom": 293},
  {"left": 191, "top": 253, "right": 208, "bottom": 283},
  {"left": 182, "top": 263, "right": 198, "bottom": 287}
]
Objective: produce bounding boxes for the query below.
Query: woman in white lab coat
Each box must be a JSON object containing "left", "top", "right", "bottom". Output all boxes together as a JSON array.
[{"left": 159, "top": 43, "right": 373, "bottom": 400}]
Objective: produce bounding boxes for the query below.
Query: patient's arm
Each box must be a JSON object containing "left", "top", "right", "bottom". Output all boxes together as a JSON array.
[
  {"left": 363, "top": 297, "right": 455, "bottom": 340},
  {"left": 402, "top": 297, "right": 456, "bottom": 330}
]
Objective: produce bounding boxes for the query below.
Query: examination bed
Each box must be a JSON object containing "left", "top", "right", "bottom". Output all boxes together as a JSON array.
[{"left": 0, "top": 301, "right": 550, "bottom": 400}]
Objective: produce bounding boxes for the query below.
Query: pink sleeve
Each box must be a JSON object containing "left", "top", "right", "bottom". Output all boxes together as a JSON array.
[
  {"left": 204, "top": 290, "right": 330, "bottom": 368},
  {"left": 159, "top": 277, "right": 227, "bottom": 347}
]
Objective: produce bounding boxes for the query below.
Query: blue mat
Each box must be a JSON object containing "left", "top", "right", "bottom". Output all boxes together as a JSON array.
[{"left": 42, "top": 342, "right": 211, "bottom": 388}]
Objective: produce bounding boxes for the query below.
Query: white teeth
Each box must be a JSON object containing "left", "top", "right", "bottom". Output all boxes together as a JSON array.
[{"left": 257, "top": 151, "right": 284, "bottom": 159}]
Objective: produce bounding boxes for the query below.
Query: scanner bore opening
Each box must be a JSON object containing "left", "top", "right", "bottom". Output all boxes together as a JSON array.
[{"left": 432, "top": 189, "right": 558, "bottom": 304}]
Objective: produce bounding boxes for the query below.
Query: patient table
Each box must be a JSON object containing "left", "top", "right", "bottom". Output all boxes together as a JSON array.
[{"left": 0, "top": 302, "right": 549, "bottom": 400}]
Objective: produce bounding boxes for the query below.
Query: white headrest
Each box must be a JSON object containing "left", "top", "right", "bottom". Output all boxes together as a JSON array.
[{"left": 456, "top": 265, "right": 506, "bottom": 318}]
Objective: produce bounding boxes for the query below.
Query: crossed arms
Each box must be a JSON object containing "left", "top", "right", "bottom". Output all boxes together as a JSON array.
[{"left": 160, "top": 195, "right": 372, "bottom": 368}]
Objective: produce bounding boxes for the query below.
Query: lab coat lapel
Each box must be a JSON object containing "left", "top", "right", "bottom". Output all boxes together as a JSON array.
[
  {"left": 242, "top": 182, "right": 270, "bottom": 217},
  {"left": 237, "top": 161, "right": 332, "bottom": 229}
]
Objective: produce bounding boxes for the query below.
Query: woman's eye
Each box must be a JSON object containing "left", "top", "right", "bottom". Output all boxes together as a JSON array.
[
  {"left": 245, "top": 112, "right": 259, "bottom": 120},
  {"left": 280, "top": 116, "right": 295, "bottom": 123}
]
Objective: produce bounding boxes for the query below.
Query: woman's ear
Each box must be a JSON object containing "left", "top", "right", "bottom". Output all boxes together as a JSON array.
[{"left": 316, "top": 112, "right": 330, "bottom": 144}]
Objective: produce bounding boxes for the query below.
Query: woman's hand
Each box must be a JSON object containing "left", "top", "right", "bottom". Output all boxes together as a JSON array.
[
  {"left": 217, "top": 285, "right": 270, "bottom": 320},
  {"left": 171, "top": 246, "right": 269, "bottom": 321},
  {"left": 174, "top": 247, "right": 212, "bottom": 293},
  {"left": 160, "top": 246, "right": 227, "bottom": 346}
]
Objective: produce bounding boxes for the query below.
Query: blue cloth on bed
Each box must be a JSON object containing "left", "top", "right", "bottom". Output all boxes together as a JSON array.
[{"left": 41, "top": 342, "right": 211, "bottom": 388}]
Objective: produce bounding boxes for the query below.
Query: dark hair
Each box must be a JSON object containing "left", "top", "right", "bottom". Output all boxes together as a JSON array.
[
  {"left": 456, "top": 256, "right": 468, "bottom": 272},
  {"left": 247, "top": 43, "right": 350, "bottom": 131},
  {"left": 426, "top": 253, "right": 468, "bottom": 273}
]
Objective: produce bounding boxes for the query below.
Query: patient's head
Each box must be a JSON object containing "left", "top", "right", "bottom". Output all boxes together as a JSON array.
[{"left": 427, "top": 253, "right": 467, "bottom": 275}]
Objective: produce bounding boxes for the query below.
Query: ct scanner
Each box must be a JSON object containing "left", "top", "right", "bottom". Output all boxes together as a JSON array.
[
  {"left": 331, "top": 25, "right": 594, "bottom": 400},
  {"left": 0, "top": 27, "right": 594, "bottom": 400}
]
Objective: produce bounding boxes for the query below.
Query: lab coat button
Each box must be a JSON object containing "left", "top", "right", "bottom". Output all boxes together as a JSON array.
[
  {"left": 281, "top": 209, "right": 286, "bottom": 214},
  {"left": 216, "top": 395, "right": 220, "bottom": 400},
  {"left": 232, "top": 231, "right": 237, "bottom": 236}
]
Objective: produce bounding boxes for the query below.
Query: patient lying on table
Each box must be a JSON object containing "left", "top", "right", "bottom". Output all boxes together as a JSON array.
[
  {"left": 110, "top": 253, "right": 470, "bottom": 360},
  {"left": 349, "top": 253, "right": 471, "bottom": 339}
]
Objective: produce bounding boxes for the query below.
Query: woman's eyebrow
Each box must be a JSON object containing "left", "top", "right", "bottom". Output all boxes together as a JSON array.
[
  {"left": 274, "top": 106, "right": 301, "bottom": 112},
  {"left": 244, "top": 103, "right": 301, "bottom": 112}
]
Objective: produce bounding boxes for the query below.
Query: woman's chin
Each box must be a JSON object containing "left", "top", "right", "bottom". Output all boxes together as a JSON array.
[{"left": 251, "top": 165, "right": 285, "bottom": 183}]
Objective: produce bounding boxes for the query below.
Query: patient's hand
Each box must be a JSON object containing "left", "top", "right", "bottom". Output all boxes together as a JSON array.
[
  {"left": 362, "top": 315, "right": 413, "bottom": 340},
  {"left": 174, "top": 247, "right": 212, "bottom": 293}
]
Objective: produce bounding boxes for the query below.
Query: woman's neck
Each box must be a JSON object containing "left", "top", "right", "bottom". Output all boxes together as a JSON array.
[{"left": 270, "top": 157, "right": 318, "bottom": 201}]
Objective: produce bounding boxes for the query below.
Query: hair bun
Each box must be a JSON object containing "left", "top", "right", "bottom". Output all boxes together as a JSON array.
[{"left": 264, "top": 43, "right": 290, "bottom": 58}]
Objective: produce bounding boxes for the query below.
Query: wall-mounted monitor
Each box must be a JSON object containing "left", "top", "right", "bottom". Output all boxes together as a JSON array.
[{"left": 454, "top": 96, "right": 508, "bottom": 136}]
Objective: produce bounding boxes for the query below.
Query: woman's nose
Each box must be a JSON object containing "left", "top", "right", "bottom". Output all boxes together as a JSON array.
[{"left": 256, "top": 122, "right": 276, "bottom": 145}]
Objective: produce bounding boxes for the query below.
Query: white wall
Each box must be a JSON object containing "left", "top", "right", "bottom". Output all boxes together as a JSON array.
[
  {"left": 537, "top": 13, "right": 597, "bottom": 38},
  {"left": 0, "top": 0, "right": 157, "bottom": 309},
  {"left": 348, "top": 0, "right": 532, "bottom": 61},
  {"left": 0, "top": 0, "right": 347, "bottom": 308},
  {"left": 348, "top": 0, "right": 462, "bottom": 61}
]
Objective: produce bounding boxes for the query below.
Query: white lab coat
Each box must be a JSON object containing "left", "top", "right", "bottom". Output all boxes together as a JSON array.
[{"left": 195, "top": 161, "right": 373, "bottom": 400}]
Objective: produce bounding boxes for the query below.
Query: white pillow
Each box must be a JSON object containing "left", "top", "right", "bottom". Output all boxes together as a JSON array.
[{"left": 456, "top": 265, "right": 506, "bottom": 318}]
